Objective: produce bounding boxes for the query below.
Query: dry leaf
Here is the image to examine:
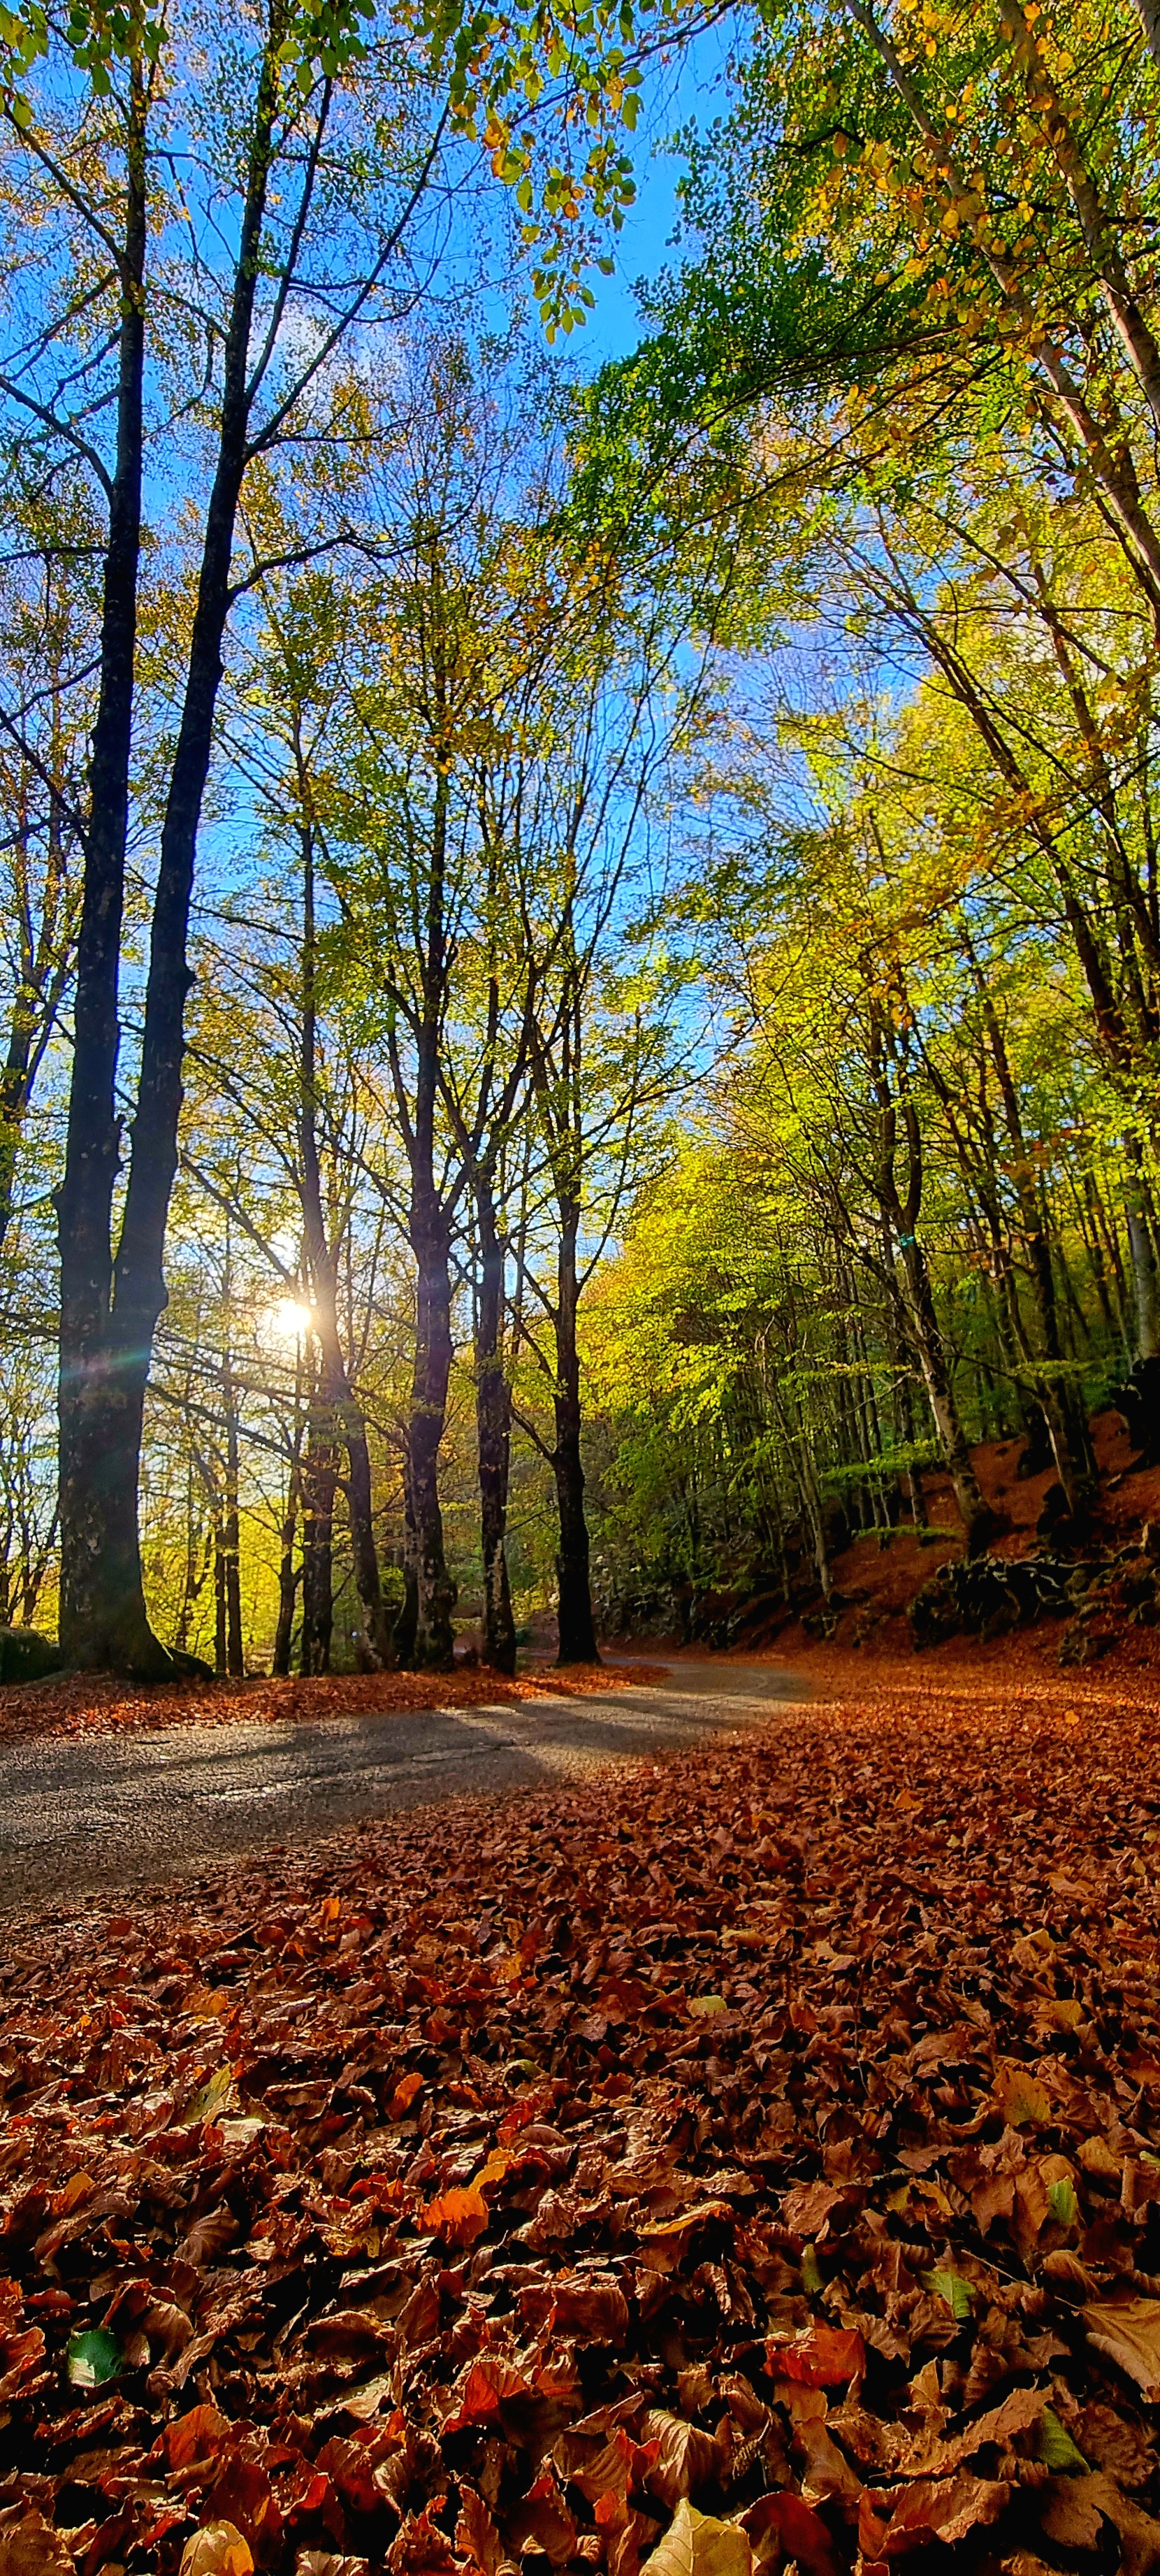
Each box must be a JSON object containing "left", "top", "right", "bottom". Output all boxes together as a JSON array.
[
  {"left": 178, "top": 2526, "right": 255, "bottom": 2576},
  {"left": 641, "top": 2501, "right": 751, "bottom": 2576},
  {"left": 1085, "top": 2299, "right": 1160, "bottom": 2398}
]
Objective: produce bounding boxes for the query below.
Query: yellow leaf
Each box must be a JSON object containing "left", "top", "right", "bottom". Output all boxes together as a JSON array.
[
  {"left": 179, "top": 2527, "right": 254, "bottom": 2576},
  {"left": 992, "top": 2061, "right": 1051, "bottom": 2128},
  {"left": 641, "top": 2501, "right": 751, "bottom": 2576}
]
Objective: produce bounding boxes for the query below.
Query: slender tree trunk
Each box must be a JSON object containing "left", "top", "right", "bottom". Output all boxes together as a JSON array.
[
  {"left": 300, "top": 1386, "right": 338, "bottom": 1676},
  {"left": 406, "top": 1207, "right": 457, "bottom": 1669},
  {"left": 393, "top": 717, "right": 457, "bottom": 1673},
  {"left": 474, "top": 1176, "right": 516, "bottom": 1674},
  {"left": 394, "top": 1453, "right": 419, "bottom": 1669},
  {"left": 771, "top": 1381, "right": 832, "bottom": 1599},
  {"left": 214, "top": 1518, "right": 227, "bottom": 1681},
  {"left": 222, "top": 1351, "right": 243, "bottom": 1677},
  {"left": 1076, "top": 1174, "right": 1118, "bottom": 1339},
  {"left": 871, "top": 1012, "right": 996, "bottom": 1555},
  {"left": 1090, "top": 1165, "right": 1131, "bottom": 1339},
  {"left": 0, "top": 979, "right": 38, "bottom": 1255},
  {"left": 1126, "top": 1155, "right": 1160, "bottom": 1359},
  {"left": 297, "top": 812, "right": 392, "bottom": 1663},
  {"left": 55, "top": 59, "right": 153, "bottom": 1672},
  {"left": 20, "top": 1517, "right": 55, "bottom": 1630},
  {"left": 174, "top": 1455, "right": 204, "bottom": 1655},
  {"left": 553, "top": 1195, "right": 599, "bottom": 1663},
  {"left": 271, "top": 1464, "right": 300, "bottom": 1677},
  {"left": 972, "top": 968, "right": 1095, "bottom": 1506},
  {"left": 59, "top": 21, "right": 286, "bottom": 1672},
  {"left": 0, "top": 767, "right": 75, "bottom": 1255},
  {"left": 897, "top": 1239, "right": 994, "bottom": 1552}
]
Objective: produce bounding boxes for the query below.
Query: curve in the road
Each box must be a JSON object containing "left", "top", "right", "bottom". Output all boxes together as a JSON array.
[{"left": 0, "top": 1662, "right": 811, "bottom": 1907}]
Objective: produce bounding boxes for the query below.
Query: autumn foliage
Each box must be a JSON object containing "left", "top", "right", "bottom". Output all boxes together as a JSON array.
[{"left": 1, "top": 1674, "right": 1160, "bottom": 2573}]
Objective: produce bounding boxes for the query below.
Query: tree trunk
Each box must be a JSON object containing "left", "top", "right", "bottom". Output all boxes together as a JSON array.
[
  {"left": 394, "top": 1453, "right": 419, "bottom": 1669},
  {"left": 297, "top": 812, "right": 392, "bottom": 1664},
  {"left": 55, "top": 58, "right": 153, "bottom": 1672},
  {"left": 406, "top": 1209, "right": 457, "bottom": 1669},
  {"left": 271, "top": 1465, "right": 300, "bottom": 1677},
  {"left": 222, "top": 1351, "right": 244, "bottom": 1677},
  {"left": 871, "top": 1011, "right": 996, "bottom": 1557},
  {"left": 898, "top": 1238, "right": 994, "bottom": 1553},
  {"left": 553, "top": 1197, "right": 599, "bottom": 1663},
  {"left": 1126, "top": 1158, "right": 1160, "bottom": 1359},
  {"left": 973, "top": 967, "right": 1096, "bottom": 1509},
  {"left": 474, "top": 1177, "right": 516, "bottom": 1674},
  {"left": 214, "top": 1517, "right": 227, "bottom": 1680},
  {"left": 58, "top": 22, "right": 285, "bottom": 1672},
  {"left": 300, "top": 1388, "right": 338, "bottom": 1676}
]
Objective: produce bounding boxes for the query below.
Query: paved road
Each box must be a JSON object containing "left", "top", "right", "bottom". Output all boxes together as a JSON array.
[{"left": 0, "top": 1662, "right": 811, "bottom": 1907}]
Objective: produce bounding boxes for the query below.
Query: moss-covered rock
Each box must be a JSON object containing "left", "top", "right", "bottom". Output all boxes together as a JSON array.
[{"left": 0, "top": 1626, "right": 62, "bottom": 1683}]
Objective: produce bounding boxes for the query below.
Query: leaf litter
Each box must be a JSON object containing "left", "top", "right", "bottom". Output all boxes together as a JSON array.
[{"left": 1, "top": 1676, "right": 1159, "bottom": 2574}]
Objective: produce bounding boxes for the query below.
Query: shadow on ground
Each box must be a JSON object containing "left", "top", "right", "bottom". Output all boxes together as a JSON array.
[{"left": 0, "top": 1662, "right": 812, "bottom": 1906}]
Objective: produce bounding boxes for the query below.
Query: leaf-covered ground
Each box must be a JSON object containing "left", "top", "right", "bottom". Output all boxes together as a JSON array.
[{"left": 2, "top": 1672, "right": 1160, "bottom": 2576}]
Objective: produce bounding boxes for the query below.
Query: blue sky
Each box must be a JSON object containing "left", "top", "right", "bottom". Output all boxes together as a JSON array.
[{"left": 578, "top": 18, "right": 737, "bottom": 363}]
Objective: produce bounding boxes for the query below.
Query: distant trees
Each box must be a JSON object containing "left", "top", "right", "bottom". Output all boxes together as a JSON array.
[{"left": 8, "top": 0, "right": 1160, "bottom": 1671}]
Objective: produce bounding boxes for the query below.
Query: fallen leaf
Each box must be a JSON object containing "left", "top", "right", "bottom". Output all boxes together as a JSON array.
[
  {"left": 178, "top": 2527, "right": 255, "bottom": 2576},
  {"left": 765, "top": 2325, "right": 864, "bottom": 2387},
  {"left": 422, "top": 2184, "right": 488, "bottom": 2247},
  {"left": 1085, "top": 2299, "right": 1160, "bottom": 2398},
  {"left": 641, "top": 2501, "right": 751, "bottom": 2576}
]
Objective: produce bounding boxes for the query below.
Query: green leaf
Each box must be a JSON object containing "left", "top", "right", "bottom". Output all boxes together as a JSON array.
[
  {"left": 187, "top": 2064, "right": 235, "bottom": 2123},
  {"left": 1036, "top": 2405, "right": 1088, "bottom": 2473},
  {"left": 922, "top": 2267, "right": 973, "bottom": 2319},
  {"left": 1047, "top": 2178, "right": 1079, "bottom": 2225},
  {"left": 801, "top": 2243, "right": 823, "bottom": 2294},
  {"left": 66, "top": 2327, "right": 122, "bottom": 2389}
]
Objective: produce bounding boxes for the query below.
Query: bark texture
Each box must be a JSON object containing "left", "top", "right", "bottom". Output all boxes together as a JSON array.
[
  {"left": 474, "top": 1179, "right": 516, "bottom": 1674},
  {"left": 55, "top": 64, "right": 158, "bottom": 1674},
  {"left": 56, "top": 27, "right": 286, "bottom": 1673},
  {"left": 553, "top": 1197, "right": 599, "bottom": 1663}
]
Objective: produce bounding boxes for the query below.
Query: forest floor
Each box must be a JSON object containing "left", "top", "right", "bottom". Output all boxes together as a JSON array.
[{"left": 2, "top": 1653, "right": 1160, "bottom": 2575}]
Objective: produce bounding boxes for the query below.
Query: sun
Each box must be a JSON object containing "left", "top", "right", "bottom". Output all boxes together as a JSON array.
[{"left": 269, "top": 1297, "right": 312, "bottom": 1345}]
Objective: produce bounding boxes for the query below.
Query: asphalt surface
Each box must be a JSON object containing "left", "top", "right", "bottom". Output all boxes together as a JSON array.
[{"left": 0, "top": 1662, "right": 812, "bottom": 1909}]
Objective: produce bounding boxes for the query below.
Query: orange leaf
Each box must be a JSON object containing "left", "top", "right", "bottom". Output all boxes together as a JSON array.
[
  {"left": 764, "top": 2325, "right": 864, "bottom": 2387},
  {"left": 166, "top": 2405, "right": 231, "bottom": 2470},
  {"left": 390, "top": 2071, "right": 423, "bottom": 2118},
  {"left": 423, "top": 2182, "right": 488, "bottom": 2247},
  {"left": 442, "top": 2356, "right": 532, "bottom": 2432}
]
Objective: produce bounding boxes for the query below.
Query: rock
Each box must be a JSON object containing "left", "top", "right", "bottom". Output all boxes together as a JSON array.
[
  {"left": 910, "top": 1553, "right": 1086, "bottom": 1648},
  {"left": 1117, "top": 1358, "right": 1160, "bottom": 1465},
  {"left": 0, "top": 1627, "right": 61, "bottom": 1683}
]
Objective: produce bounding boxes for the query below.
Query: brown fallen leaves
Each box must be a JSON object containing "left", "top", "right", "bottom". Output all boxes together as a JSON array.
[{"left": 1, "top": 1677, "right": 1160, "bottom": 2575}]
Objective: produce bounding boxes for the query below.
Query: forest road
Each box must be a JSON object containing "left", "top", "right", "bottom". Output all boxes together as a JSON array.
[{"left": 0, "top": 1662, "right": 812, "bottom": 1909}]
